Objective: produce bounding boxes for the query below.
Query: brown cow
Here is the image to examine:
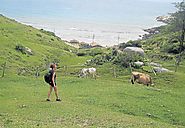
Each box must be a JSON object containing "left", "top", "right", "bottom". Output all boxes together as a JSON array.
[{"left": 131, "top": 72, "right": 153, "bottom": 86}]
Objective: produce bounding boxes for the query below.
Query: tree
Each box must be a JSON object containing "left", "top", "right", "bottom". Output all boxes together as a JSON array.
[
  {"left": 170, "top": 1, "right": 185, "bottom": 47},
  {"left": 168, "top": 1, "right": 185, "bottom": 71}
]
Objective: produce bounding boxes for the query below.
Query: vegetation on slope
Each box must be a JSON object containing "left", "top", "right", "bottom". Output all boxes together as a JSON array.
[
  {"left": 0, "top": 14, "right": 91, "bottom": 76},
  {"left": 0, "top": 1, "right": 185, "bottom": 127}
]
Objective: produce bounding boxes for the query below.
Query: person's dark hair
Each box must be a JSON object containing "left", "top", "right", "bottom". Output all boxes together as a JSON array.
[{"left": 50, "top": 64, "right": 56, "bottom": 69}]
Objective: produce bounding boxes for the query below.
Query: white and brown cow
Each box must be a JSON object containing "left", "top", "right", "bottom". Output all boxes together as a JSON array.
[
  {"left": 131, "top": 71, "right": 153, "bottom": 86},
  {"left": 79, "top": 67, "right": 97, "bottom": 79}
]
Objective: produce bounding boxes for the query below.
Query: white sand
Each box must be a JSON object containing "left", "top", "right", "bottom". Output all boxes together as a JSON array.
[{"left": 17, "top": 17, "right": 153, "bottom": 47}]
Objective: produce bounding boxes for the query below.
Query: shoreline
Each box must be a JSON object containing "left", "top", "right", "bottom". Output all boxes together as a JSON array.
[
  {"left": 18, "top": 17, "right": 152, "bottom": 47},
  {"left": 16, "top": 17, "right": 164, "bottom": 47}
]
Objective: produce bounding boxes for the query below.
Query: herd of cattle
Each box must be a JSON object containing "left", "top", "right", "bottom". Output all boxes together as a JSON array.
[{"left": 79, "top": 67, "right": 154, "bottom": 86}]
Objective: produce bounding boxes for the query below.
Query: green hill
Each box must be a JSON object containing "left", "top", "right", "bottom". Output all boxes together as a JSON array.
[
  {"left": 0, "top": 14, "right": 90, "bottom": 76},
  {"left": 0, "top": 15, "right": 185, "bottom": 128}
]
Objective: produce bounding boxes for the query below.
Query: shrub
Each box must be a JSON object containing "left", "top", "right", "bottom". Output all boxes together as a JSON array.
[
  {"left": 15, "top": 44, "right": 27, "bottom": 54},
  {"left": 15, "top": 44, "right": 33, "bottom": 55},
  {"left": 76, "top": 48, "right": 104, "bottom": 57},
  {"left": 89, "top": 48, "right": 104, "bottom": 56},
  {"left": 86, "top": 54, "right": 112, "bottom": 66},
  {"left": 119, "top": 40, "right": 142, "bottom": 49},
  {"left": 113, "top": 52, "right": 143, "bottom": 68},
  {"left": 36, "top": 33, "right": 42, "bottom": 37},
  {"left": 149, "top": 53, "right": 174, "bottom": 61},
  {"left": 76, "top": 52, "right": 86, "bottom": 56},
  {"left": 161, "top": 37, "right": 183, "bottom": 54},
  {"left": 40, "top": 29, "right": 56, "bottom": 37},
  {"left": 164, "top": 44, "right": 181, "bottom": 54}
]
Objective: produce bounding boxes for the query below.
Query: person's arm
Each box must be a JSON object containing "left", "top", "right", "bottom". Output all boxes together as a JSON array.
[{"left": 52, "top": 72, "right": 56, "bottom": 86}]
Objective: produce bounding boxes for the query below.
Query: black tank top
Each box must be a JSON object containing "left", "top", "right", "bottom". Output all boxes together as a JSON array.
[{"left": 49, "top": 69, "right": 56, "bottom": 83}]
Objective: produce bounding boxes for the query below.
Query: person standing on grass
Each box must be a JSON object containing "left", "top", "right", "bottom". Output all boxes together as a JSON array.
[{"left": 46, "top": 63, "right": 61, "bottom": 101}]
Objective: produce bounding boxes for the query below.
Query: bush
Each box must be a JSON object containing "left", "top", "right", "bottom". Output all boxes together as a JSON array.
[
  {"left": 86, "top": 54, "right": 113, "bottom": 66},
  {"left": 149, "top": 53, "right": 174, "bottom": 61},
  {"left": 161, "top": 37, "right": 184, "bottom": 54},
  {"left": 119, "top": 40, "right": 142, "bottom": 49},
  {"left": 113, "top": 52, "right": 143, "bottom": 68},
  {"left": 76, "top": 48, "right": 104, "bottom": 57},
  {"left": 15, "top": 44, "right": 27, "bottom": 54},
  {"left": 36, "top": 33, "right": 42, "bottom": 37},
  {"left": 76, "top": 52, "right": 86, "bottom": 56},
  {"left": 40, "top": 29, "right": 56, "bottom": 37},
  {"left": 15, "top": 44, "right": 33, "bottom": 55},
  {"left": 164, "top": 44, "right": 181, "bottom": 54},
  {"left": 89, "top": 49, "right": 104, "bottom": 56}
]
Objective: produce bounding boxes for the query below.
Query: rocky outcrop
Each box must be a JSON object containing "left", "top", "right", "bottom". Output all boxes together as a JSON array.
[
  {"left": 156, "top": 15, "right": 171, "bottom": 24},
  {"left": 153, "top": 67, "right": 171, "bottom": 73},
  {"left": 150, "top": 62, "right": 162, "bottom": 67},
  {"left": 66, "top": 40, "right": 103, "bottom": 49},
  {"left": 79, "top": 42, "right": 92, "bottom": 49},
  {"left": 69, "top": 39, "right": 79, "bottom": 44},
  {"left": 142, "top": 27, "right": 160, "bottom": 39},
  {"left": 25, "top": 47, "right": 33, "bottom": 55},
  {"left": 134, "top": 61, "right": 144, "bottom": 67},
  {"left": 90, "top": 42, "right": 103, "bottom": 48},
  {"left": 123, "top": 47, "right": 144, "bottom": 56}
]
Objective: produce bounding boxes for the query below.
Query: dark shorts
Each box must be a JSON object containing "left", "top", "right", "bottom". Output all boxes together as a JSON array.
[{"left": 49, "top": 82, "right": 56, "bottom": 87}]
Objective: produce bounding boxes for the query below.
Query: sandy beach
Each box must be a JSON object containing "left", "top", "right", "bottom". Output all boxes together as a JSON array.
[{"left": 17, "top": 17, "right": 153, "bottom": 47}]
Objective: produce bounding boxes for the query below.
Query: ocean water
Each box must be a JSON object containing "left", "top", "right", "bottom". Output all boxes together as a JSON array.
[{"left": 0, "top": 0, "right": 181, "bottom": 46}]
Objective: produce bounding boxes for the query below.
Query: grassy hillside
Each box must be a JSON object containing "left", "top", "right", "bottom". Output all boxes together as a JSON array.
[
  {"left": 0, "top": 15, "right": 185, "bottom": 128},
  {"left": 140, "top": 26, "right": 183, "bottom": 61},
  {"left": 0, "top": 14, "right": 90, "bottom": 76}
]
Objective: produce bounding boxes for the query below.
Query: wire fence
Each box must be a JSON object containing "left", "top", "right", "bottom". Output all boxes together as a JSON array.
[{"left": 0, "top": 61, "right": 130, "bottom": 79}]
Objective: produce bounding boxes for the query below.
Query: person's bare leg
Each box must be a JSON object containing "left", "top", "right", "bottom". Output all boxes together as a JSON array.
[
  {"left": 54, "top": 86, "right": 60, "bottom": 100},
  {"left": 47, "top": 86, "right": 53, "bottom": 100}
]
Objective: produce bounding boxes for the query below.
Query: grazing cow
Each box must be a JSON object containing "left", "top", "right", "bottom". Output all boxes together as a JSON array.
[
  {"left": 79, "top": 67, "right": 97, "bottom": 79},
  {"left": 131, "top": 72, "right": 153, "bottom": 86}
]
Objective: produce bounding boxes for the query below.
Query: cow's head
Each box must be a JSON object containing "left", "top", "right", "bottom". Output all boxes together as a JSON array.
[{"left": 134, "top": 74, "right": 140, "bottom": 79}]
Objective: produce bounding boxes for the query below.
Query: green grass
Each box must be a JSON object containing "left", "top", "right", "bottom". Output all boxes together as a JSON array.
[{"left": 0, "top": 71, "right": 185, "bottom": 128}]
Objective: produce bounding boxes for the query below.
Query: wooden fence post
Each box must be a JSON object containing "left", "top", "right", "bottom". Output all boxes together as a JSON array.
[
  {"left": 35, "top": 66, "right": 39, "bottom": 78},
  {"left": 2, "top": 62, "right": 6, "bottom": 77},
  {"left": 113, "top": 67, "right": 117, "bottom": 78},
  {"left": 64, "top": 66, "right": 68, "bottom": 75},
  {"left": 129, "top": 63, "right": 132, "bottom": 73}
]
